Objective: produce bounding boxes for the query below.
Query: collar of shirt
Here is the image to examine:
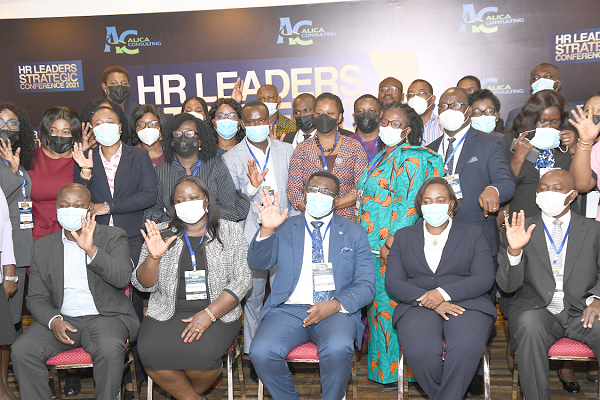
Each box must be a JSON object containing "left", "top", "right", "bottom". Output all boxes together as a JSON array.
[
  {"left": 61, "top": 228, "right": 76, "bottom": 245},
  {"left": 294, "top": 129, "right": 317, "bottom": 144},
  {"left": 99, "top": 142, "right": 123, "bottom": 167},
  {"left": 440, "top": 125, "right": 469, "bottom": 156},
  {"left": 540, "top": 209, "right": 571, "bottom": 231},
  {"left": 246, "top": 136, "right": 271, "bottom": 159},
  {"left": 304, "top": 210, "right": 334, "bottom": 230},
  {"left": 422, "top": 218, "right": 453, "bottom": 274},
  {"left": 172, "top": 158, "right": 201, "bottom": 174},
  {"left": 424, "top": 113, "right": 440, "bottom": 128},
  {"left": 423, "top": 217, "right": 453, "bottom": 241}
]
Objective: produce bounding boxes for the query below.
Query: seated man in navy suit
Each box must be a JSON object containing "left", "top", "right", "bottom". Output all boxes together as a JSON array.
[{"left": 248, "top": 171, "right": 375, "bottom": 400}]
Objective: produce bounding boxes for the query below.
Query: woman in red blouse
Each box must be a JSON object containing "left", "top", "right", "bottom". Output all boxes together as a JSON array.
[{"left": 287, "top": 92, "right": 368, "bottom": 219}]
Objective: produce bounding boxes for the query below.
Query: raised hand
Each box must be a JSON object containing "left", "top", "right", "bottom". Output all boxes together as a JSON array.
[
  {"left": 559, "top": 129, "right": 576, "bottom": 151},
  {"left": 140, "top": 219, "right": 177, "bottom": 259},
  {"left": 73, "top": 142, "right": 93, "bottom": 170},
  {"left": 513, "top": 131, "right": 533, "bottom": 158},
  {"left": 246, "top": 159, "right": 269, "bottom": 188},
  {"left": 569, "top": 105, "right": 600, "bottom": 144},
  {"left": 255, "top": 189, "right": 288, "bottom": 235},
  {"left": 81, "top": 122, "right": 97, "bottom": 151},
  {"left": 505, "top": 210, "right": 536, "bottom": 255},
  {"left": 70, "top": 211, "right": 97, "bottom": 257},
  {"left": 231, "top": 77, "right": 244, "bottom": 104},
  {"left": 269, "top": 123, "right": 278, "bottom": 140},
  {"left": 0, "top": 138, "right": 20, "bottom": 174}
]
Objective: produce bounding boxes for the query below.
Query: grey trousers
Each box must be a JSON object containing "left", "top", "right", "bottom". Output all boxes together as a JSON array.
[
  {"left": 11, "top": 314, "right": 129, "bottom": 400},
  {"left": 514, "top": 308, "right": 600, "bottom": 400},
  {"left": 243, "top": 265, "right": 276, "bottom": 354}
]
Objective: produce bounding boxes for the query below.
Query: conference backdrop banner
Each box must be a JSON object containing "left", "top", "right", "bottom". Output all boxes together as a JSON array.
[{"left": 1, "top": 0, "right": 599, "bottom": 127}]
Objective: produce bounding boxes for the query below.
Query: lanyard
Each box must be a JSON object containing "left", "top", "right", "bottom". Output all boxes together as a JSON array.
[
  {"left": 543, "top": 222, "right": 570, "bottom": 265},
  {"left": 2, "top": 159, "right": 26, "bottom": 198},
  {"left": 271, "top": 114, "right": 279, "bottom": 130},
  {"left": 359, "top": 147, "right": 399, "bottom": 191},
  {"left": 318, "top": 131, "right": 339, "bottom": 172},
  {"left": 304, "top": 218, "right": 332, "bottom": 258},
  {"left": 245, "top": 139, "right": 271, "bottom": 182},
  {"left": 177, "top": 158, "right": 201, "bottom": 176},
  {"left": 357, "top": 136, "right": 379, "bottom": 164},
  {"left": 183, "top": 223, "right": 208, "bottom": 271},
  {"left": 443, "top": 133, "right": 467, "bottom": 174}
]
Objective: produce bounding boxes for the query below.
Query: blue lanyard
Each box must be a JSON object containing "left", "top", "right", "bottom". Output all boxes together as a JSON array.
[
  {"left": 443, "top": 134, "right": 467, "bottom": 174},
  {"left": 177, "top": 158, "right": 201, "bottom": 176},
  {"left": 365, "top": 147, "right": 398, "bottom": 181},
  {"left": 271, "top": 114, "right": 279, "bottom": 130},
  {"left": 543, "top": 222, "right": 570, "bottom": 265},
  {"left": 183, "top": 222, "right": 208, "bottom": 271},
  {"left": 357, "top": 136, "right": 379, "bottom": 164},
  {"left": 245, "top": 139, "right": 271, "bottom": 182},
  {"left": 2, "top": 159, "right": 26, "bottom": 198},
  {"left": 304, "top": 218, "right": 332, "bottom": 257},
  {"left": 318, "top": 131, "right": 339, "bottom": 172}
]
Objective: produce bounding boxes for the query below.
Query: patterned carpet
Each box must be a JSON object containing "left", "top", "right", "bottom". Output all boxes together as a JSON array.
[{"left": 7, "top": 312, "right": 599, "bottom": 399}]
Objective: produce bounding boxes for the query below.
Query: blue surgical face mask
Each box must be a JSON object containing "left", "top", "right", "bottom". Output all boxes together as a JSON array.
[
  {"left": 531, "top": 78, "right": 556, "bottom": 94},
  {"left": 57, "top": 207, "right": 88, "bottom": 231},
  {"left": 93, "top": 123, "right": 121, "bottom": 146},
  {"left": 265, "top": 102, "right": 278, "bottom": 117},
  {"left": 421, "top": 203, "right": 451, "bottom": 227},
  {"left": 245, "top": 125, "right": 270, "bottom": 143},
  {"left": 305, "top": 192, "right": 334, "bottom": 218},
  {"left": 471, "top": 115, "right": 497, "bottom": 134},
  {"left": 216, "top": 120, "right": 238, "bottom": 139},
  {"left": 529, "top": 127, "right": 561, "bottom": 150}
]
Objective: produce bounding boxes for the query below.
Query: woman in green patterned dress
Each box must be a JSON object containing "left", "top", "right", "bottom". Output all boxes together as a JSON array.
[{"left": 357, "top": 104, "right": 444, "bottom": 387}]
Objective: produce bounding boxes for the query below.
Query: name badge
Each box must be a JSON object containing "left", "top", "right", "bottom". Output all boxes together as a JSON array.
[
  {"left": 185, "top": 270, "right": 207, "bottom": 300},
  {"left": 18, "top": 201, "right": 33, "bottom": 229},
  {"left": 356, "top": 190, "right": 364, "bottom": 213},
  {"left": 261, "top": 185, "right": 275, "bottom": 199},
  {"left": 444, "top": 174, "right": 463, "bottom": 199},
  {"left": 540, "top": 167, "right": 559, "bottom": 178},
  {"left": 313, "top": 262, "right": 336, "bottom": 293},
  {"left": 552, "top": 266, "right": 564, "bottom": 293}
]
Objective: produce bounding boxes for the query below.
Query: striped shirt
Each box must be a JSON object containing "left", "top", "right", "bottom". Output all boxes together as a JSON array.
[
  {"left": 146, "top": 156, "right": 250, "bottom": 223},
  {"left": 422, "top": 113, "right": 444, "bottom": 146}
]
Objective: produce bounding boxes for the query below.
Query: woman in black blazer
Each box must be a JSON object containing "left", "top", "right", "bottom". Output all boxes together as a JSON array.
[{"left": 385, "top": 177, "right": 496, "bottom": 400}]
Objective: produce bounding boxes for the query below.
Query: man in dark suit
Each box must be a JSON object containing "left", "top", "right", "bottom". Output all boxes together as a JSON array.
[
  {"left": 498, "top": 169, "right": 600, "bottom": 400},
  {"left": 11, "top": 183, "right": 139, "bottom": 400},
  {"left": 248, "top": 171, "right": 375, "bottom": 400}
]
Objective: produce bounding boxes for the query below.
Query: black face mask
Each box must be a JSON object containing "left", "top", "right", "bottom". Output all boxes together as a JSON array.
[
  {"left": 355, "top": 112, "right": 379, "bottom": 134},
  {"left": 172, "top": 136, "right": 198, "bottom": 158},
  {"left": 295, "top": 115, "right": 315, "bottom": 133},
  {"left": 107, "top": 85, "right": 130, "bottom": 104},
  {"left": 0, "top": 129, "right": 20, "bottom": 148},
  {"left": 594, "top": 115, "right": 600, "bottom": 125},
  {"left": 48, "top": 136, "right": 73, "bottom": 154},
  {"left": 314, "top": 114, "right": 338, "bottom": 134}
]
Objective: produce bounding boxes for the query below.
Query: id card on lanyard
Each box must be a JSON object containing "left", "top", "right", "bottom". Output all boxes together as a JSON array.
[
  {"left": 304, "top": 218, "right": 336, "bottom": 293},
  {"left": 356, "top": 148, "right": 399, "bottom": 215},
  {"left": 442, "top": 134, "right": 467, "bottom": 199},
  {"left": 183, "top": 225, "right": 208, "bottom": 300},
  {"left": 3, "top": 160, "right": 33, "bottom": 229}
]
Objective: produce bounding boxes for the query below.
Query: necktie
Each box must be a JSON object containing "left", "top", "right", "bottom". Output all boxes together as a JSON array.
[
  {"left": 311, "top": 221, "right": 329, "bottom": 303},
  {"left": 547, "top": 219, "right": 564, "bottom": 314},
  {"left": 303, "top": 133, "right": 312, "bottom": 141},
  {"left": 534, "top": 149, "right": 554, "bottom": 170},
  {"left": 445, "top": 137, "right": 456, "bottom": 174}
]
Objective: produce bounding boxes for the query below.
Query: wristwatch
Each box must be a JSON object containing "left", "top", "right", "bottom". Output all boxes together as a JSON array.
[{"left": 3, "top": 276, "right": 18, "bottom": 283}]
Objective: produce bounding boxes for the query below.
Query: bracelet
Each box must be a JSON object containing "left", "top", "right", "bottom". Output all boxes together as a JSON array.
[
  {"left": 79, "top": 171, "right": 91, "bottom": 180},
  {"left": 80, "top": 166, "right": 92, "bottom": 170},
  {"left": 577, "top": 142, "right": 593, "bottom": 151},
  {"left": 148, "top": 251, "right": 163, "bottom": 259},
  {"left": 204, "top": 307, "right": 217, "bottom": 323},
  {"left": 578, "top": 138, "right": 594, "bottom": 145},
  {"left": 104, "top": 201, "right": 109, "bottom": 214},
  {"left": 384, "top": 243, "right": 392, "bottom": 250}
]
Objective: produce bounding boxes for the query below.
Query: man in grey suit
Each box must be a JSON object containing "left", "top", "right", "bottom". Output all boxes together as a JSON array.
[
  {"left": 498, "top": 170, "right": 600, "bottom": 400},
  {"left": 222, "top": 100, "right": 299, "bottom": 376},
  {"left": 11, "top": 183, "right": 139, "bottom": 400}
]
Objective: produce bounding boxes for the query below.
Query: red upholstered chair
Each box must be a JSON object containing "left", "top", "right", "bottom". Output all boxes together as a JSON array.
[
  {"left": 257, "top": 341, "right": 358, "bottom": 400},
  {"left": 511, "top": 337, "right": 599, "bottom": 399},
  {"left": 397, "top": 344, "right": 491, "bottom": 400}
]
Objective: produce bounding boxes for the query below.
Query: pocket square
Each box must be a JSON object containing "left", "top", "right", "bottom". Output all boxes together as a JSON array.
[
  {"left": 467, "top": 156, "right": 479, "bottom": 164},
  {"left": 340, "top": 247, "right": 353, "bottom": 253}
]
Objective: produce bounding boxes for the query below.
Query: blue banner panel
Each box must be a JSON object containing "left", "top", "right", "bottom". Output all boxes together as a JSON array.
[{"left": 13, "top": 60, "right": 84, "bottom": 93}]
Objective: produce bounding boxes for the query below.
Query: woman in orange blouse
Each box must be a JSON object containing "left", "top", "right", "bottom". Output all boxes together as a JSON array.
[{"left": 287, "top": 92, "right": 368, "bottom": 219}]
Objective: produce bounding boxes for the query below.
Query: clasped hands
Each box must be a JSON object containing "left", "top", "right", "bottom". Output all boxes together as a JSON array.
[{"left": 417, "top": 289, "right": 465, "bottom": 321}]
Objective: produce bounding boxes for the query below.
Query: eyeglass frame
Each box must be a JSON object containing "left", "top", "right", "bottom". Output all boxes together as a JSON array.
[
  {"left": 406, "top": 92, "right": 432, "bottom": 100},
  {"left": 306, "top": 186, "right": 337, "bottom": 198},
  {"left": 379, "top": 86, "right": 401, "bottom": 94},
  {"left": 471, "top": 108, "right": 497, "bottom": 117},
  {"left": 0, "top": 120, "right": 20, "bottom": 130},
  {"left": 380, "top": 118, "right": 408, "bottom": 130},
  {"left": 172, "top": 130, "right": 198, "bottom": 138},
  {"left": 438, "top": 102, "right": 468, "bottom": 112},
  {"left": 135, "top": 120, "right": 160, "bottom": 130},
  {"left": 215, "top": 112, "right": 239, "bottom": 121}
]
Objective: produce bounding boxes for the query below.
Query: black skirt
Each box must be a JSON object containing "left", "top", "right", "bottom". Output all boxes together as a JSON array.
[{"left": 0, "top": 284, "right": 16, "bottom": 345}]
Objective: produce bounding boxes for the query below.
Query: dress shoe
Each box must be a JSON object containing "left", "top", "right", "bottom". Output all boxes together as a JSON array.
[
  {"left": 466, "top": 375, "right": 484, "bottom": 397},
  {"left": 557, "top": 369, "right": 580, "bottom": 394},
  {"left": 382, "top": 382, "right": 398, "bottom": 391},
  {"left": 250, "top": 365, "right": 259, "bottom": 382},
  {"left": 242, "top": 358, "right": 253, "bottom": 369},
  {"left": 587, "top": 373, "right": 599, "bottom": 383}
]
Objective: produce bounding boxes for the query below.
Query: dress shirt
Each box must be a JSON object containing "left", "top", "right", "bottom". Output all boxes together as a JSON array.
[
  {"left": 423, "top": 219, "right": 452, "bottom": 301},
  {"left": 99, "top": 143, "right": 122, "bottom": 226},
  {"left": 245, "top": 138, "right": 278, "bottom": 199},
  {"left": 422, "top": 113, "right": 444, "bottom": 146},
  {"left": 437, "top": 125, "right": 469, "bottom": 175},
  {"left": 292, "top": 128, "right": 317, "bottom": 150}
]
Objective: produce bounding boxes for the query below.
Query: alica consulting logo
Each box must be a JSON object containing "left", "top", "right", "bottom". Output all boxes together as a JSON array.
[
  {"left": 104, "top": 27, "right": 162, "bottom": 55},
  {"left": 277, "top": 17, "right": 336, "bottom": 46},
  {"left": 481, "top": 78, "right": 525, "bottom": 95},
  {"left": 459, "top": 4, "right": 524, "bottom": 33}
]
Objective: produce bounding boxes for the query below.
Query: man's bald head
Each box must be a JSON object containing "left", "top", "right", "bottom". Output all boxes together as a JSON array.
[
  {"left": 440, "top": 87, "right": 469, "bottom": 105},
  {"left": 293, "top": 93, "right": 316, "bottom": 108},
  {"left": 257, "top": 84, "right": 279, "bottom": 99},
  {"left": 57, "top": 183, "right": 91, "bottom": 206},
  {"left": 379, "top": 77, "right": 404, "bottom": 108},
  {"left": 538, "top": 169, "right": 575, "bottom": 193}
]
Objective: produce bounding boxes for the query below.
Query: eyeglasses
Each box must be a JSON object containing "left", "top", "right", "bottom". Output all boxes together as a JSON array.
[
  {"left": 306, "top": 186, "right": 336, "bottom": 198},
  {"left": 244, "top": 118, "right": 269, "bottom": 127},
  {"left": 472, "top": 108, "right": 496, "bottom": 117},
  {"left": 465, "top": 88, "right": 476, "bottom": 94},
  {"left": 406, "top": 91, "right": 432, "bottom": 100},
  {"left": 215, "top": 112, "right": 239, "bottom": 121},
  {"left": 380, "top": 118, "right": 407, "bottom": 130},
  {"left": 379, "top": 86, "right": 401, "bottom": 94},
  {"left": 172, "top": 130, "right": 197, "bottom": 138},
  {"left": 438, "top": 102, "right": 467, "bottom": 112},
  {"left": 0, "top": 120, "right": 20, "bottom": 130},
  {"left": 135, "top": 121, "right": 160, "bottom": 130}
]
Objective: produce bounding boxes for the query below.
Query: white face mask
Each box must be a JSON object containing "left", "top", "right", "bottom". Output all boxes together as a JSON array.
[
  {"left": 175, "top": 199, "right": 206, "bottom": 224},
  {"left": 137, "top": 127, "right": 160, "bottom": 146},
  {"left": 535, "top": 190, "right": 574, "bottom": 217},
  {"left": 407, "top": 96, "right": 431, "bottom": 115},
  {"left": 378, "top": 125, "right": 407, "bottom": 147},
  {"left": 439, "top": 108, "right": 468, "bottom": 132},
  {"left": 187, "top": 111, "right": 204, "bottom": 121}
]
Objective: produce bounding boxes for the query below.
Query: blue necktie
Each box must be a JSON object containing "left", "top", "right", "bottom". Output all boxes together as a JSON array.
[
  {"left": 311, "top": 221, "right": 329, "bottom": 303},
  {"left": 534, "top": 149, "right": 554, "bottom": 170}
]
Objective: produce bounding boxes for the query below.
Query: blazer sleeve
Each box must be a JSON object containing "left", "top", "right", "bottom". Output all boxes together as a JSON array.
[
  {"left": 212, "top": 158, "right": 250, "bottom": 222},
  {"left": 385, "top": 231, "right": 428, "bottom": 305},
  {"left": 488, "top": 136, "right": 516, "bottom": 203},
  {"left": 131, "top": 241, "right": 158, "bottom": 293},
  {"left": 109, "top": 153, "right": 158, "bottom": 214},
  {"left": 26, "top": 244, "right": 61, "bottom": 328},
  {"left": 247, "top": 229, "right": 279, "bottom": 271},
  {"left": 222, "top": 222, "right": 252, "bottom": 303},
  {"left": 87, "top": 228, "right": 132, "bottom": 289},
  {"left": 146, "top": 177, "right": 170, "bottom": 223},
  {"left": 0, "top": 165, "right": 27, "bottom": 200},
  {"left": 222, "top": 151, "right": 261, "bottom": 203},
  {"left": 496, "top": 233, "right": 526, "bottom": 294},
  {"left": 0, "top": 189, "right": 15, "bottom": 266}
]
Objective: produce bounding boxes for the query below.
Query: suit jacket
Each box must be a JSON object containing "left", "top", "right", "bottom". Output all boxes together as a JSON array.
[
  {"left": 247, "top": 213, "right": 375, "bottom": 347},
  {"left": 428, "top": 128, "right": 515, "bottom": 257},
  {"left": 26, "top": 225, "right": 139, "bottom": 340},
  {"left": 222, "top": 138, "right": 299, "bottom": 243},
  {"left": 497, "top": 212, "right": 600, "bottom": 328},
  {"left": 386, "top": 220, "right": 497, "bottom": 326},
  {"left": 74, "top": 143, "right": 157, "bottom": 239}
]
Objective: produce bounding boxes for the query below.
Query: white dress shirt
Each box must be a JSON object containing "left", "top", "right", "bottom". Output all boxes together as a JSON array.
[
  {"left": 292, "top": 128, "right": 317, "bottom": 150},
  {"left": 437, "top": 125, "right": 469, "bottom": 175},
  {"left": 423, "top": 219, "right": 452, "bottom": 301}
]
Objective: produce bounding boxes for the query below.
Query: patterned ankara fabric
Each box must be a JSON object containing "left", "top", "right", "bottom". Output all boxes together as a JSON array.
[{"left": 275, "top": 112, "right": 298, "bottom": 138}]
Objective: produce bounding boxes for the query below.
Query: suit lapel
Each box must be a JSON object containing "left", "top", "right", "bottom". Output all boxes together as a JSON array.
[
  {"left": 529, "top": 215, "right": 553, "bottom": 276},
  {"left": 455, "top": 129, "right": 476, "bottom": 176},
  {"left": 93, "top": 148, "right": 113, "bottom": 200},
  {"left": 564, "top": 214, "right": 586, "bottom": 283},
  {"left": 412, "top": 222, "right": 430, "bottom": 272},
  {"left": 436, "top": 220, "right": 464, "bottom": 273},
  {"left": 292, "top": 217, "right": 305, "bottom": 287},
  {"left": 113, "top": 144, "right": 132, "bottom": 197},
  {"left": 53, "top": 232, "right": 65, "bottom": 309},
  {"left": 328, "top": 215, "right": 343, "bottom": 274}
]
